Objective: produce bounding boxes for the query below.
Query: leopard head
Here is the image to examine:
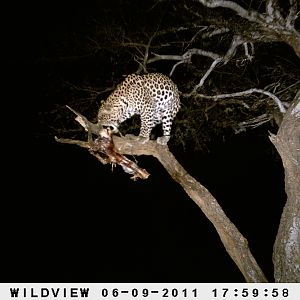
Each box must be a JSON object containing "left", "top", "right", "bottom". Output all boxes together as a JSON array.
[{"left": 97, "top": 105, "right": 120, "bottom": 133}]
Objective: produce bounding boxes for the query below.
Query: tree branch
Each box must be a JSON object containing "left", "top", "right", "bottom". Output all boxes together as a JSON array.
[
  {"left": 56, "top": 109, "right": 268, "bottom": 282},
  {"left": 243, "top": 42, "right": 254, "bottom": 61},
  {"left": 113, "top": 136, "right": 268, "bottom": 282},
  {"left": 198, "top": 0, "right": 262, "bottom": 23},
  {"left": 286, "top": 0, "right": 299, "bottom": 29},
  {"left": 198, "top": 0, "right": 300, "bottom": 58},
  {"left": 202, "top": 26, "right": 230, "bottom": 38},
  {"left": 182, "top": 35, "right": 249, "bottom": 95},
  {"left": 136, "top": 31, "right": 157, "bottom": 74},
  {"left": 189, "top": 88, "right": 286, "bottom": 113},
  {"left": 148, "top": 48, "right": 221, "bottom": 64},
  {"left": 266, "top": 0, "right": 284, "bottom": 23},
  {"left": 184, "top": 59, "right": 221, "bottom": 96},
  {"left": 66, "top": 105, "right": 101, "bottom": 134},
  {"left": 237, "top": 113, "right": 272, "bottom": 132},
  {"left": 147, "top": 47, "right": 222, "bottom": 77}
]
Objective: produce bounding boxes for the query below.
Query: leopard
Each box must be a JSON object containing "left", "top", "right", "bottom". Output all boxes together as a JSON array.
[{"left": 97, "top": 73, "right": 180, "bottom": 145}]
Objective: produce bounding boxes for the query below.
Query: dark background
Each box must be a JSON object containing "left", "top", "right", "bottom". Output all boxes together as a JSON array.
[{"left": 3, "top": 0, "right": 292, "bottom": 283}]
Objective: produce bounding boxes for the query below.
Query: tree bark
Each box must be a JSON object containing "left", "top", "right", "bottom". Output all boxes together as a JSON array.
[
  {"left": 270, "top": 90, "right": 300, "bottom": 282},
  {"left": 113, "top": 137, "right": 268, "bottom": 282},
  {"left": 277, "top": 30, "right": 300, "bottom": 60},
  {"left": 56, "top": 131, "right": 268, "bottom": 282}
]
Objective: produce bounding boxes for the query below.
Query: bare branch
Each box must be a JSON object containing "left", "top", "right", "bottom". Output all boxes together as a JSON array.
[
  {"left": 121, "top": 42, "right": 149, "bottom": 48},
  {"left": 243, "top": 42, "right": 254, "bottom": 61},
  {"left": 198, "top": 0, "right": 300, "bottom": 59},
  {"left": 195, "top": 59, "right": 221, "bottom": 88},
  {"left": 169, "top": 61, "right": 185, "bottom": 77},
  {"left": 286, "top": 0, "right": 299, "bottom": 29},
  {"left": 116, "top": 137, "right": 267, "bottom": 281},
  {"left": 65, "top": 82, "right": 100, "bottom": 95},
  {"left": 192, "top": 88, "right": 286, "bottom": 113},
  {"left": 136, "top": 31, "right": 157, "bottom": 74},
  {"left": 184, "top": 59, "right": 221, "bottom": 96},
  {"left": 187, "top": 48, "right": 222, "bottom": 60},
  {"left": 56, "top": 130, "right": 268, "bottom": 281},
  {"left": 202, "top": 26, "right": 230, "bottom": 38},
  {"left": 183, "top": 35, "right": 248, "bottom": 95},
  {"left": 266, "top": 0, "right": 284, "bottom": 23},
  {"left": 148, "top": 48, "right": 221, "bottom": 65},
  {"left": 223, "top": 35, "right": 246, "bottom": 63},
  {"left": 66, "top": 105, "right": 100, "bottom": 134},
  {"left": 193, "top": 59, "right": 221, "bottom": 89},
  {"left": 237, "top": 113, "right": 272, "bottom": 132},
  {"left": 188, "top": 26, "right": 209, "bottom": 44},
  {"left": 147, "top": 48, "right": 222, "bottom": 77},
  {"left": 266, "top": 0, "right": 275, "bottom": 20},
  {"left": 198, "top": 0, "right": 262, "bottom": 23},
  {"left": 147, "top": 53, "right": 185, "bottom": 64}
]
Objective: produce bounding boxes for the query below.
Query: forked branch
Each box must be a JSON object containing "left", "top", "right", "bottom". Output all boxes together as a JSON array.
[
  {"left": 56, "top": 107, "right": 150, "bottom": 180},
  {"left": 56, "top": 109, "right": 267, "bottom": 282},
  {"left": 191, "top": 88, "right": 286, "bottom": 113}
]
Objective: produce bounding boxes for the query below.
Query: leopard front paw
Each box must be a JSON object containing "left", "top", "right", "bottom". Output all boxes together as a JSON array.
[{"left": 156, "top": 136, "right": 170, "bottom": 145}]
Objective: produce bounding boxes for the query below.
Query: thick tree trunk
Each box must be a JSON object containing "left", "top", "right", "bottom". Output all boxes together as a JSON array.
[{"left": 270, "top": 90, "right": 300, "bottom": 282}]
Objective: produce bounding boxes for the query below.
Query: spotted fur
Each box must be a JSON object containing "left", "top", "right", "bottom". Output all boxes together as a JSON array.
[{"left": 97, "top": 73, "right": 180, "bottom": 145}]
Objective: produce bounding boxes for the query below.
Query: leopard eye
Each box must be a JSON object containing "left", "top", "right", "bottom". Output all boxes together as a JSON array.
[{"left": 103, "top": 125, "right": 118, "bottom": 132}]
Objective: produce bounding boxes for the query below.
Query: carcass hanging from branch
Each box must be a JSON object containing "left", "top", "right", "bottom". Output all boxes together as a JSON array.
[{"left": 55, "top": 106, "right": 150, "bottom": 181}]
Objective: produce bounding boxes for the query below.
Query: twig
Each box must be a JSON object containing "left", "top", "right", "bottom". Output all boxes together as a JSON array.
[
  {"left": 243, "top": 42, "right": 254, "bottom": 61},
  {"left": 266, "top": 0, "right": 284, "bottom": 23},
  {"left": 237, "top": 113, "right": 272, "bottom": 132},
  {"left": 202, "top": 27, "right": 230, "bottom": 38},
  {"left": 184, "top": 59, "right": 221, "bottom": 96},
  {"left": 193, "top": 88, "right": 286, "bottom": 113},
  {"left": 223, "top": 35, "right": 246, "bottom": 63},
  {"left": 286, "top": 0, "right": 298, "bottom": 29}
]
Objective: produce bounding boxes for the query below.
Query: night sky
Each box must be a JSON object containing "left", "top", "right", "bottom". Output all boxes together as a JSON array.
[{"left": 4, "top": 1, "right": 291, "bottom": 283}]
